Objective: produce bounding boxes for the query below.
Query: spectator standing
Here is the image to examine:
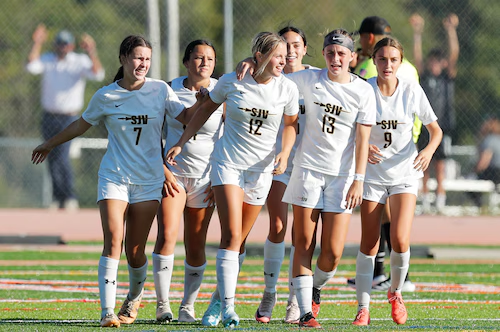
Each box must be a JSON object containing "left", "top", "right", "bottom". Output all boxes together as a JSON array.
[
  {"left": 411, "top": 13, "right": 460, "bottom": 213},
  {"left": 26, "top": 24, "right": 105, "bottom": 209}
]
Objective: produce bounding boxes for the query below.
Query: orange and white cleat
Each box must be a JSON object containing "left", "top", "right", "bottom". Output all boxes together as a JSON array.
[
  {"left": 387, "top": 290, "right": 408, "bottom": 324},
  {"left": 352, "top": 308, "right": 370, "bottom": 326}
]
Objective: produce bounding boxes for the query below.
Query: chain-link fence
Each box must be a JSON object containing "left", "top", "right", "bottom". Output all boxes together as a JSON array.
[{"left": 1, "top": 0, "right": 499, "bottom": 213}]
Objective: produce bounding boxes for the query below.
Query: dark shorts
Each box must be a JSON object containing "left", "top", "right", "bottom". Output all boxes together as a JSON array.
[{"left": 417, "top": 128, "right": 448, "bottom": 160}]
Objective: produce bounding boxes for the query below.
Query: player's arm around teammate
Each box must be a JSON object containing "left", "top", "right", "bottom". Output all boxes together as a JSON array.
[
  {"left": 353, "top": 37, "right": 442, "bottom": 326},
  {"left": 280, "top": 29, "right": 375, "bottom": 328},
  {"left": 152, "top": 40, "right": 223, "bottom": 323},
  {"left": 166, "top": 32, "right": 299, "bottom": 328}
]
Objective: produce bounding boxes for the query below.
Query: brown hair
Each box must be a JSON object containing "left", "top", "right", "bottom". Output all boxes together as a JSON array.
[{"left": 372, "top": 37, "right": 404, "bottom": 60}]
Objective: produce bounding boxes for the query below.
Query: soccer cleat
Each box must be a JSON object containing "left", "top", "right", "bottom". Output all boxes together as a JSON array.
[
  {"left": 156, "top": 301, "right": 173, "bottom": 323},
  {"left": 352, "top": 308, "right": 370, "bottom": 326},
  {"left": 299, "top": 311, "right": 322, "bottom": 329},
  {"left": 178, "top": 304, "right": 196, "bottom": 323},
  {"left": 222, "top": 304, "right": 240, "bottom": 328},
  {"left": 284, "top": 299, "right": 300, "bottom": 324},
  {"left": 347, "top": 274, "right": 388, "bottom": 289},
  {"left": 311, "top": 287, "right": 321, "bottom": 318},
  {"left": 100, "top": 313, "right": 120, "bottom": 328},
  {"left": 255, "top": 291, "right": 277, "bottom": 323},
  {"left": 117, "top": 291, "right": 143, "bottom": 324},
  {"left": 373, "top": 277, "right": 416, "bottom": 292},
  {"left": 201, "top": 294, "right": 221, "bottom": 327},
  {"left": 388, "top": 290, "right": 408, "bottom": 325}
]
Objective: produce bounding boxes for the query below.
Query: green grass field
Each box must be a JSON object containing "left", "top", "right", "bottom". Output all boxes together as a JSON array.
[{"left": 0, "top": 244, "right": 499, "bottom": 331}]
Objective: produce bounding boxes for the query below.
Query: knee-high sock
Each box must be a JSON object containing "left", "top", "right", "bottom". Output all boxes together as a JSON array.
[
  {"left": 216, "top": 249, "right": 239, "bottom": 309},
  {"left": 355, "top": 251, "right": 375, "bottom": 310},
  {"left": 98, "top": 256, "right": 119, "bottom": 317},
  {"left": 127, "top": 260, "right": 148, "bottom": 301},
  {"left": 313, "top": 265, "right": 336, "bottom": 290},
  {"left": 390, "top": 249, "right": 410, "bottom": 293},
  {"left": 152, "top": 253, "right": 174, "bottom": 304},
  {"left": 181, "top": 260, "right": 206, "bottom": 306},
  {"left": 212, "top": 250, "right": 246, "bottom": 302},
  {"left": 263, "top": 239, "right": 285, "bottom": 293},
  {"left": 288, "top": 246, "right": 296, "bottom": 302},
  {"left": 293, "top": 275, "right": 313, "bottom": 319}
]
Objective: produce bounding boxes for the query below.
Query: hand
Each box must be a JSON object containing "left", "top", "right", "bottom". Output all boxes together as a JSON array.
[
  {"left": 202, "top": 182, "right": 216, "bottom": 206},
  {"left": 413, "top": 149, "right": 433, "bottom": 172},
  {"left": 162, "top": 165, "right": 180, "bottom": 197},
  {"left": 368, "top": 144, "right": 383, "bottom": 164},
  {"left": 165, "top": 146, "right": 182, "bottom": 165},
  {"left": 236, "top": 57, "right": 255, "bottom": 81},
  {"left": 31, "top": 143, "right": 52, "bottom": 164},
  {"left": 344, "top": 180, "right": 363, "bottom": 210},
  {"left": 409, "top": 13, "right": 425, "bottom": 34},
  {"left": 80, "top": 33, "right": 97, "bottom": 55},
  {"left": 195, "top": 86, "right": 209, "bottom": 103},
  {"left": 272, "top": 152, "right": 288, "bottom": 175},
  {"left": 443, "top": 13, "right": 459, "bottom": 30},
  {"left": 32, "top": 24, "right": 48, "bottom": 44}
]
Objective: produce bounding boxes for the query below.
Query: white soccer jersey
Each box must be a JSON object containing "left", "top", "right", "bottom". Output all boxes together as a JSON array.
[
  {"left": 165, "top": 76, "right": 224, "bottom": 178},
  {"left": 365, "top": 77, "right": 438, "bottom": 185},
  {"left": 275, "top": 65, "right": 320, "bottom": 172},
  {"left": 83, "top": 78, "right": 185, "bottom": 185},
  {"left": 288, "top": 69, "right": 376, "bottom": 176},
  {"left": 209, "top": 72, "right": 299, "bottom": 172}
]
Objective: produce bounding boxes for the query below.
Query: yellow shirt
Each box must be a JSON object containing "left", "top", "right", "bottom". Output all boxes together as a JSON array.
[{"left": 355, "top": 58, "right": 422, "bottom": 143}]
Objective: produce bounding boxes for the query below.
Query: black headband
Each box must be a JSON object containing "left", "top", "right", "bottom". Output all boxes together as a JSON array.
[{"left": 323, "top": 33, "right": 354, "bottom": 52}]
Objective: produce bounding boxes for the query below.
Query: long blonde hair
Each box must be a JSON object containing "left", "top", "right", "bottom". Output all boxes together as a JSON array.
[{"left": 251, "top": 32, "right": 286, "bottom": 77}]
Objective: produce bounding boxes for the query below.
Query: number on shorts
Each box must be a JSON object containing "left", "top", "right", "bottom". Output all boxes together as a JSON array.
[
  {"left": 249, "top": 119, "right": 263, "bottom": 135},
  {"left": 134, "top": 127, "right": 142, "bottom": 145}
]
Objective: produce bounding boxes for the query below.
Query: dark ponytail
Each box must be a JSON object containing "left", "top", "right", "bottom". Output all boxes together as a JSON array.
[{"left": 113, "top": 35, "right": 152, "bottom": 82}]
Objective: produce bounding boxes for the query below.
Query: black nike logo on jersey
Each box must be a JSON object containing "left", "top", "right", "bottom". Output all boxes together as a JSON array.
[{"left": 115, "top": 103, "right": 124, "bottom": 107}]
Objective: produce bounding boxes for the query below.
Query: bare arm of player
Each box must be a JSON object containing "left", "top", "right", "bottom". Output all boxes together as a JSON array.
[
  {"left": 32, "top": 117, "right": 92, "bottom": 164},
  {"left": 414, "top": 120, "right": 443, "bottom": 172},
  {"left": 174, "top": 86, "right": 210, "bottom": 125},
  {"left": 236, "top": 57, "right": 256, "bottom": 81},
  {"left": 345, "top": 123, "right": 372, "bottom": 209},
  {"left": 165, "top": 97, "right": 221, "bottom": 165},
  {"left": 273, "top": 113, "right": 298, "bottom": 175}
]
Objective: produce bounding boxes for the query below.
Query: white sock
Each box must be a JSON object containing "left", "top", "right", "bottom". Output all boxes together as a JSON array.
[
  {"left": 216, "top": 249, "right": 239, "bottom": 310},
  {"left": 293, "top": 275, "right": 313, "bottom": 318},
  {"left": 263, "top": 239, "right": 285, "bottom": 293},
  {"left": 288, "top": 245, "right": 296, "bottom": 302},
  {"left": 355, "top": 251, "right": 375, "bottom": 310},
  {"left": 390, "top": 249, "right": 410, "bottom": 293},
  {"left": 152, "top": 252, "right": 174, "bottom": 304},
  {"left": 181, "top": 260, "right": 206, "bottom": 306},
  {"left": 313, "top": 265, "right": 336, "bottom": 290},
  {"left": 127, "top": 260, "right": 148, "bottom": 301},
  {"left": 98, "top": 256, "right": 119, "bottom": 317},
  {"left": 211, "top": 250, "right": 246, "bottom": 303}
]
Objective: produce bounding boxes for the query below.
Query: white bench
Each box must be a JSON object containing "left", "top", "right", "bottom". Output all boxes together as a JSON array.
[{"left": 425, "top": 178, "right": 497, "bottom": 210}]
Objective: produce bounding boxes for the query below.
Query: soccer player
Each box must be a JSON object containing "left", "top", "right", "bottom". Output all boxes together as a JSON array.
[
  {"left": 153, "top": 39, "right": 224, "bottom": 323},
  {"left": 348, "top": 15, "right": 420, "bottom": 293},
  {"left": 32, "top": 35, "right": 207, "bottom": 328},
  {"left": 352, "top": 37, "right": 442, "bottom": 326},
  {"left": 281, "top": 29, "right": 376, "bottom": 328},
  {"left": 166, "top": 32, "right": 299, "bottom": 328}
]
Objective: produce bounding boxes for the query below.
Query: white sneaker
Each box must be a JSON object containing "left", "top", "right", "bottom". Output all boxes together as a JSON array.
[
  {"left": 402, "top": 279, "right": 416, "bottom": 292},
  {"left": 222, "top": 304, "right": 240, "bottom": 328},
  {"left": 178, "top": 304, "right": 196, "bottom": 322},
  {"left": 63, "top": 198, "right": 79, "bottom": 211},
  {"left": 201, "top": 293, "right": 221, "bottom": 327},
  {"left": 284, "top": 299, "right": 300, "bottom": 324},
  {"left": 156, "top": 301, "right": 173, "bottom": 323}
]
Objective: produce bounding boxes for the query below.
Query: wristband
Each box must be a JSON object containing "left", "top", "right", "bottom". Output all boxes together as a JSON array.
[{"left": 354, "top": 173, "right": 365, "bottom": 182}]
